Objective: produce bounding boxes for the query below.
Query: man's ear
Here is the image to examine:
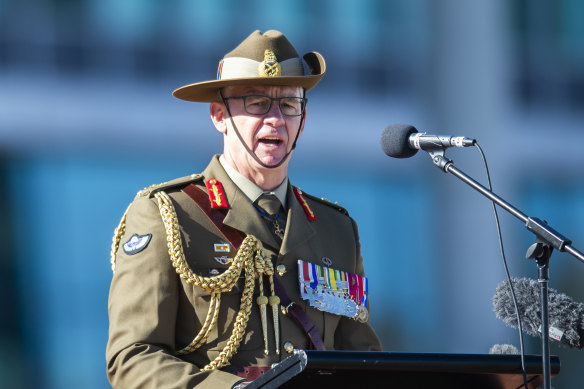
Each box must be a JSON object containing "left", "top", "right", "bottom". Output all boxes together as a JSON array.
[{"left": 210, "top": 101, "right": 228, "bottom": 134}]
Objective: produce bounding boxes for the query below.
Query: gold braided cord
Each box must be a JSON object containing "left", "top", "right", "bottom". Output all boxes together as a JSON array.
[
  {"left": 153, "top": 190, "right": 276, "bottom": 370},
  {"left": 204, "top": 255, "right": 256, "bottom": 370},
  {"left": 154, "top": 191, "right": 244, "bottom": 292},
  {"left": 177, "top": 292, "right": 221, "bottom": 355},
  {"left": 110, "top": 205, "right": 130, "bottom": 273}
]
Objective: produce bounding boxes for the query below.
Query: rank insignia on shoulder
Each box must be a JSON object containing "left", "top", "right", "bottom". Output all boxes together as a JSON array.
[
  {"left": 136, "top": 174, "right": 202, "bottom": 198},
  {"left": 206, "top": 178, "right": 228, "bottom": 209},
  {"left": 123, "top": 233, "right": 152, "bottom": 255}
]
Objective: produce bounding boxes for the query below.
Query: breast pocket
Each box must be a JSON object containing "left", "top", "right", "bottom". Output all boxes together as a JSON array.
[{"left": 184, "top": 270, "right": 264, "bottom": 352}]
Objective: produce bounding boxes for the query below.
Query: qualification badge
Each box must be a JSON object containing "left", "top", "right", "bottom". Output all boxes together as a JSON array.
[
  {"left": 123, "top": 233, "right": 152, "bottom": 255},
  {"left": 258, "top": 49, "right": 282, "bottom": 77},
  {"left": 297, "top": 259, "right": 370, "bottom": 323}
]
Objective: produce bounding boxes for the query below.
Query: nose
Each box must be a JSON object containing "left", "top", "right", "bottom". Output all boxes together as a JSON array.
[{"left": 264, "top": 99, "right": 286, "bottom": 125}]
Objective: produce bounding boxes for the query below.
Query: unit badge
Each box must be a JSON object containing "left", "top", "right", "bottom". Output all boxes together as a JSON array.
[
  {"left": 123, "top": 233, "right": 152, "bottom": 255},
  {"left": 258, "top": 49, "right": 282, "bottom": 78}
]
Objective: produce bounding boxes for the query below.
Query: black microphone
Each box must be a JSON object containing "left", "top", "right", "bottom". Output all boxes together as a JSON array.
[
  {"left": 380, "top": 124, "right": 476, "bottom": 159},
  {"left": 493, "top": 277, "right": 584, "bottom": 349}
]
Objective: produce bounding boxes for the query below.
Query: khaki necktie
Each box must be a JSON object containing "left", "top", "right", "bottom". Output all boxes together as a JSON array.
[{"left": 256, "top": 194, "right": 286, "bottom": 241}]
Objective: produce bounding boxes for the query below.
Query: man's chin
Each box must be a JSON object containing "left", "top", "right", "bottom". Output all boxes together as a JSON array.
[{"left": 255, "top": 152, "right": 288, "bottom": 168}]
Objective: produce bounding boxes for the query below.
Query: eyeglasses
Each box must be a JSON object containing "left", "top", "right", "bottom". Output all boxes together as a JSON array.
[{"left": 222, "top": 95, "right": 307, "bottom": 117}]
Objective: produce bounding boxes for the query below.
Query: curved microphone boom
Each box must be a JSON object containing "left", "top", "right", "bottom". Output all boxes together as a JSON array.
[
  {"left": 493, "top": 277, "right": 584, "bottom": 349},
  {"left": 380, "top": 124, "right": 476, "bottom": 159}
]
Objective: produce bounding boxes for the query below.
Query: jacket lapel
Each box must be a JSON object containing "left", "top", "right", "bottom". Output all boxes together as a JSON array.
[{"left": 280, "top": 184, "right": 316, "bottom": 256}]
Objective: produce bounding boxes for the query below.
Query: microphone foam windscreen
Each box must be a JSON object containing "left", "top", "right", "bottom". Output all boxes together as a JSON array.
[
  {"left": 380, "top": 124, "right": 419, "bottom": 158},
  {"left": 493, "top": 277, "right": 584, "bottom": 349},
  {"left": 489, "top": 344, "right": 519, "bottom": 355}
]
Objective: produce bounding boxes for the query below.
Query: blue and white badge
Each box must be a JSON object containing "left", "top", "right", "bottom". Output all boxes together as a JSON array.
[{"left": 123, "top": 233, "right": 152, "bottom": 255}]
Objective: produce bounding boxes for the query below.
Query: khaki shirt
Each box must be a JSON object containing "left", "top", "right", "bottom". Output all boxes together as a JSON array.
[{"left": 106, "top": 155, "right": 381, "bottom": 388}]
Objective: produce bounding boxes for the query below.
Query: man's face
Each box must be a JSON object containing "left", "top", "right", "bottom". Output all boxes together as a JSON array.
[{"left": 212, "top": 85, "right": 305, "bottom": 184}]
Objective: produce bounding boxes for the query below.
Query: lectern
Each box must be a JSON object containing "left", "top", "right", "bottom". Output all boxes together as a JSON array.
[{"left": 246, "top": 350, "right": 560, "bottom": 389}]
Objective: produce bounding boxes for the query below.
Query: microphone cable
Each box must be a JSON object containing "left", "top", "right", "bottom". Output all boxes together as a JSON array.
[{"left": 473, "top": 142, "right": 529, "bottom": 388}]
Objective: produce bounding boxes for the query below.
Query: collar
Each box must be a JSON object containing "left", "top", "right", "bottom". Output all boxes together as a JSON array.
[{"left": 219, "top": 154, "right": 288, "bottom": 208}]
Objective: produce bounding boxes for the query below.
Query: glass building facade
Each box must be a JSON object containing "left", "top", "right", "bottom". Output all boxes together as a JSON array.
[{"left": 1, "top": 1, "right": 583, "bottom": 387}]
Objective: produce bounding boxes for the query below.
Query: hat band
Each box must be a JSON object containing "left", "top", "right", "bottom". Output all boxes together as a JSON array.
[{"left": 218, "top": 57, "right": 304, "bottom": 80}]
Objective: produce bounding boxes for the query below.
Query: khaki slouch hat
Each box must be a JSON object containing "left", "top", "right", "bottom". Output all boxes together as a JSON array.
[{"left": 173, "top": 30, "right": 326, "bottom": 102}]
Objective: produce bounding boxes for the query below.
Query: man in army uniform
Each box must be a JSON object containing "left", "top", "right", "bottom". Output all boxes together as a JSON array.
[{"left": 106, "top": 30, "right": 381, "bottom": 389}]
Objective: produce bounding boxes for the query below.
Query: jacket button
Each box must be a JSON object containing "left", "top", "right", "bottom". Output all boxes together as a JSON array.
[
  {"left": 276, "top": 264, "right": 286, "bottom": 276},
  {"left": 283, "top": 341, "right": 294, "bottom": 354}
]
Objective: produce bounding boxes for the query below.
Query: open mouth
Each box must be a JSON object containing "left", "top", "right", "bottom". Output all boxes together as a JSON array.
[{"left": 258, "top": 137, "right": 283, "bottom": 146}]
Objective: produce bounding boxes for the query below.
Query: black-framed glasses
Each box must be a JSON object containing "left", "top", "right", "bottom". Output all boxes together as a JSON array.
[{"left": 222, "top": 95, "right": 307, "bottom": 117}]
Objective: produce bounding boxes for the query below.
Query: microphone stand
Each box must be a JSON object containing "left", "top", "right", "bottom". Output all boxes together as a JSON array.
[{"left": 427, "top": 149, "right": 584, "bottom": 389}]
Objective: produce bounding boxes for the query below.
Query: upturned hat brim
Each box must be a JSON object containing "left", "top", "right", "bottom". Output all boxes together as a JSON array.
[{"left": 172, "top": 31, "right": 326, "bottom": 102}]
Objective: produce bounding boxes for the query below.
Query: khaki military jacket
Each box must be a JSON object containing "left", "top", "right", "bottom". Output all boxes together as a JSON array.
[{"left": 106, "top": 155, "right": 381, "bottom": 389}]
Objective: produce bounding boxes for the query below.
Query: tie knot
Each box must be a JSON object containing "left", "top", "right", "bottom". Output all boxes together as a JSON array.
[{"left": 257, "top": 193, "right": 282, "bottom": 217}]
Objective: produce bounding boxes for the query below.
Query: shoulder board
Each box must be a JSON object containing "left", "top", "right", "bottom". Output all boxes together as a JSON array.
[
  {"left": 136, "top": 173, "right": 203, "bottom": 198},
  {"left": 301, "top": 191, "right": 349, "bottom": 216}
]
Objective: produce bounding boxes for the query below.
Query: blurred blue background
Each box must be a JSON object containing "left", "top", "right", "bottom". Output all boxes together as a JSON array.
[{"left": 1, "top": 0, "right": 584, "bottom": 387}]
